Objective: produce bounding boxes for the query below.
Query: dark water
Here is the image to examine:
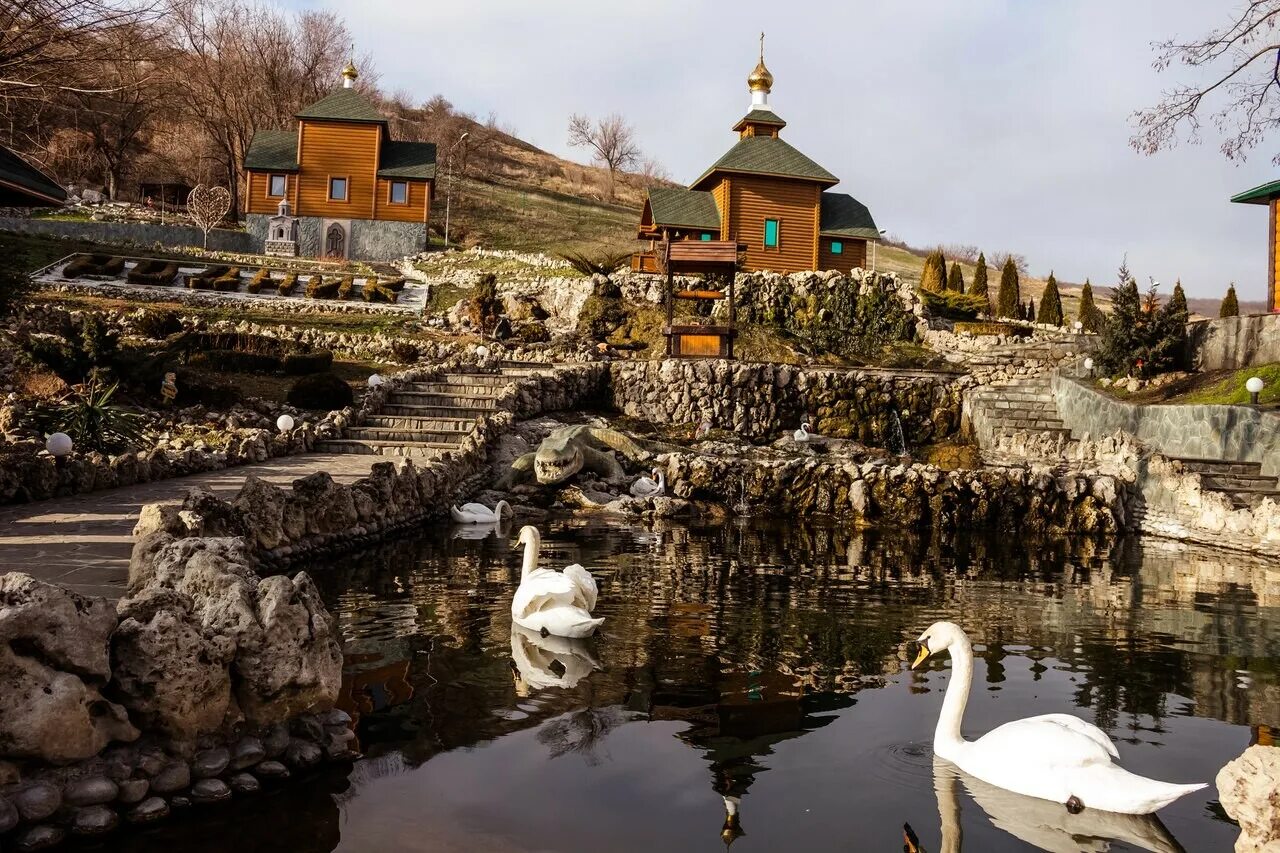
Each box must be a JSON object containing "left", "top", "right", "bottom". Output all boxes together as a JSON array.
[{"left": 118, "top": 519, "right": 1280, "bottom": 852}]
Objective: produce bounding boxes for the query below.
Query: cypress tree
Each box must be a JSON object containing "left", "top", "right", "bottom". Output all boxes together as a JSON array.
[
  {"left": 968, "top": 252, "right": 989, "bottom": 305},
  {"left": 1077, "top": 279, "right": 1102, "bottom": 332},
  {"left": 920, "top": 250, "right": 946, "bottom": 293},
  {"left": 947, "top": 262, "right": 965, "bottom": 293},
  {"left": 1037, "top": 272, "right": 1064, "bottom": 326},
  {"left": 996, "top": 256, "right": 1021, "bottom": 318},
  {"left": 1097, "top": 259, "right": 1144, "bottom": 375},
  {"left": 1220, "top": 284, "right": 1240, "bottom": 318},
  {"left": 1027, "top": 298, "right": 1035, "bottom": 322},
  {"left": 1153, "top": 279, "right": 1190, "bottom": 372}
]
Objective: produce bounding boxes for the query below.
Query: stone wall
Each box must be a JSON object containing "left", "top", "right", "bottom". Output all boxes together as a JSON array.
[
  {"left": 610, "top": 359, "right": 968, "bottom": 447},
  {"left": 1053, "top": 373, "right": 1280, "bottom": 475},
  {"left": 1188, "top": 313, "right": 1280, "bottom": 371},
  {"left": 0, "top": 217, "right": 255, "bottom": 254}
]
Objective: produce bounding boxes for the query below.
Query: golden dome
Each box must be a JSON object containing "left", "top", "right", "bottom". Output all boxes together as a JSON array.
[
  {"left": 748, "top": 32, "right": 772, "bottom": 93},
  {"left": 341, "top": 58, "right": 358, "bottom": 82}
]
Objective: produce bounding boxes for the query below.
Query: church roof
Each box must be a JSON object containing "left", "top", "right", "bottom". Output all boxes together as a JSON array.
[
  {"left": 0, "top": 144, "right": 66, "bottom": 206},
  {"left": 243, "top": 130, "right": 299, "bottom": 171},
  {"left": 646, "top": 187, "right": 721, "bottom": 230},
  {"left": 296, "top": 87, "right": 386, "bottom": 124},
  {"left": 1231, "top": 179, "right": 1280, "bottom": 205},
  {"left": 819, "top": 192, "right": 880, "bottom": 240},
  {"left": 732, "top": 109, "right": 787, "bottom": 132},
  {"left": 693, "top": 136, "right": 838, "bottom": 188},
  {"left": 377, "top": 141, "right": 438, "bottom": 179}
]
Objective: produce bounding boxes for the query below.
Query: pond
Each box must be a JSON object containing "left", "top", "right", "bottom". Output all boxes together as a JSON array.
[{"left": 116, "top": 519, "right": 1278, "bottom": 852}]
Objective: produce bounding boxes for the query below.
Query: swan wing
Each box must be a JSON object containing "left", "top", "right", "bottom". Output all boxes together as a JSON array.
[
  {"left": 562, "top": 563, "right": 598, "bottom": 611},
  {"left": 973, "top": 715, "right": 1117, "bottom": 771},
  {"left": 511, "top": 569, "right": 579, "bottom": 619}
]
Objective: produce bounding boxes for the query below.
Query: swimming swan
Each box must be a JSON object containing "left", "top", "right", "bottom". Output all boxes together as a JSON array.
[
  {"left": 450, "top": 499, "right": 511, "bottom": 524},
  {"left": 630, "top": 467, "right": 665, "bottom": 498},
  {"left": 911, "top": 622, "right": 1206, "bottom": 815},
  {"left": 511, "top": 525, "right": 604, "bottom": 639}
]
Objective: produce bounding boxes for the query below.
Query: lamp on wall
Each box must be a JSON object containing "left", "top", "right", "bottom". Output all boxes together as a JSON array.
[
  {"left": 1247, "top": 376, "right": 1264, "bottom": 405},
  {"left": 276, "top": 414, "right": 295, "bottom": 433}
]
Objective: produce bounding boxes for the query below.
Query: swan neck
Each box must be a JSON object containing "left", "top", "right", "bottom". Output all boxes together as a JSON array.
[
  {"left": 656, "top": 470, "right": 665, "bottom": 488},
  {"left": 520, "top": 532, "right": 540, "bottom": 578},
  {"left": 495, "top": 500, "right": 510, "bottom": 518},
  {"left": 936, "top": 637, "right": 972, "bottom": 754}
]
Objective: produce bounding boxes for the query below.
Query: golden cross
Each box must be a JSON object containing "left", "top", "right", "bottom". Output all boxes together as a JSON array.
[{"left": 759, "top": 32, "right": 765, "bottom": 61}]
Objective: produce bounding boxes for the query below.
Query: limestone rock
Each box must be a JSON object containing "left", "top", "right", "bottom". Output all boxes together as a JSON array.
[
  {"left": 131, "top": 502, "right": 184, "bottom": 539},
  {"left": 233, "top": 476, "right": 288, "bottom": 550},
  {"left": 0, "top": 573, "right": 116, "bottom": 680},
  {"left": 1217, "top": 744, "right": 1280, "bottom": 851}
]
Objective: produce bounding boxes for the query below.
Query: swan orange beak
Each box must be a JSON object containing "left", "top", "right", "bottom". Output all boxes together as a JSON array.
[{"left": 910, "top": 642, "right": 930, "bottom": 670}]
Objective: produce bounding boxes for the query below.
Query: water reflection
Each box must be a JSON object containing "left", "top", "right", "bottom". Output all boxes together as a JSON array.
[{"left": 117, "top": 519, "right": 1278, "bottom": 851}]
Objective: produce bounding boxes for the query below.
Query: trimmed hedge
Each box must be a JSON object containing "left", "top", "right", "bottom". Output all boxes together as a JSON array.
[
  {"left": 212, "top": 267, "right": 242, "bottom": 292},
  {"left": 380, "top": 277, "right": 406, "bottom": 292},
  {"left": 277, "top": 272, "right": 299, "bottom": 296},
  {"left": 921, "top": 288, "right": 990, "bottom": 321},
  {"left": 186, "top": 265, "right": 229, "bottom": 290},
  {"left": 286, "top": 372, "right": 353, "bottom": 410},
  {"left": 361, "top": 281, "right": 398, "bottom": 303},
  {"left": 62, "top": 254, "right": 126, "bottom": 279},
  {"left": 127, "top": 260, "right": 180, "bottom": 286},
  {"left": 304, "top": 275, "right": 339, "bottom": 299},
  {"left": 282, "top": 349, "right": 334, "bottom": 375},
  {"left": 247, "top": 268, "right": 274, "bottom": 294},
  {"left": 337, "top": 274, "right": 355, "bottom": 300}
]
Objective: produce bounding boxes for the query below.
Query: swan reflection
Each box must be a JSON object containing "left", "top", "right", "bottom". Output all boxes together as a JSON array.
[
  {"left": 449, "top": 517, "right": 512, "bottom": 540},
  {"left": 509, "top": 623, "right": 601, "bottom": 695},
  {"left": 924, "top": 756, "right": 1187, "bottom": 853}
]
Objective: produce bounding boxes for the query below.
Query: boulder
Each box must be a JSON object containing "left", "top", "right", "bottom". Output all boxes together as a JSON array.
[
  {"left": 1217, "top": 744, "right": 1280, "bottom": 851},
  {"left": 0, "top": 574, "right": 138, "bottom": 763},
  {"left": 233, "top": 476, "right": 288, "bottom": 550}
]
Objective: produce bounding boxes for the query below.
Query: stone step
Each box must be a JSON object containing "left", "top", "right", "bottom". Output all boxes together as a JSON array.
[
  {"left": 445, "top": 372, "right": 514, "bottom": 386},
  {"left": 362, "top": 414, "right": 475, "bottom": 432},
  {"left": 404, "top": 382, "right": 504, "bottom": 397},
  {"left": 380, "top": 404, "right": 498, "bottom": 419},
  {"left": 315, "top": 439, "right": 455, "bottom": 458},
  {"left": 388, "top": 391, "right": 498, "bottom": 409},
  {"left": 974, "top": 400, "right": 1059, "bottom": 413},
  {"left": 1202, "top": 479, "right": 1280, "bottom": 495},
  {"left": 346, "top": 427, "right": 467, "bottom": 444},
  {"left": 1174, "top": 457, "right": 1263, "bottom": 477}
]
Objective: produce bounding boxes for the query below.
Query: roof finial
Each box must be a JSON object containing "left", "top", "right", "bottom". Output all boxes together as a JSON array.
[
  {"left": 341, "top": 47, "right": 358, "bottom": 88},
  {"left": 760, "top": 31, "right": 765, "bottom": 63},
  {"left": 747, "top": 33, "right": 773, "bottom": 98}
]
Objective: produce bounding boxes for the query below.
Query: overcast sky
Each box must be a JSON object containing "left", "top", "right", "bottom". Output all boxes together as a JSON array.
[{"left": 305, "top": 0, "right": 1276, "bottom": 299}]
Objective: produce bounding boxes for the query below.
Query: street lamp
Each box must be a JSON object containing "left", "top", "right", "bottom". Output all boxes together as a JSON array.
[
  {"left": 367, "top": 373, "right": 384, "bottom": 389},
  {"left": 1073, "top": 320, "right": 1083, "bottom": 334},
  {"left": 443, "top": 131, "right": 470, "bottom": 249},
  {"left": 1083, "top": 357, "right": 1094, "bottom": 379},
  {"left": 1247, "top": 376, "right": 1264, "bottom": 405},
  {"left": 46, "top": 432, "right": 73, "bottom": 457},
  {"left": 276, "top": 414, "right": 295, "bottom": 433}
]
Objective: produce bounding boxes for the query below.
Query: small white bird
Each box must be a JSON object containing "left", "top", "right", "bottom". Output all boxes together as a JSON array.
[
  {"left": 630, "top": 467, "right": 665, "bottom": 498},
  {"left": 511, "top": 526, "right": 603, "bottom": 639},
  {"left": 450, "top": 499, "right": 511, "bottom": 524},
  {"left": 794, "top": 422, "right": 813, "bottom": 443},
  {"left": 912, "top": 622, "right": 1206, "bottom": 815}
]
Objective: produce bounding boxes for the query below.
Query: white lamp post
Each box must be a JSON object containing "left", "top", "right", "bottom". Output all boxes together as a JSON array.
[
  {"left": 1247, "top": 376, "right": 1264, "bottom": 405},
  {"left": 367, "top": 373, "right": 384, "bottom": 389},
  {"left": 276, "top": 414, "right": 295, "bottom": 433},
  {"left": 443, "top": 131, "right": 470, "bottom": 249},
  {"left": 1073, "top": 320, "right": 1083, "bottom": 334},
  {"left": 46, "top": 432, "right": 73, "bottom": 457},
  {"left": 1083, "top": 357, "right": 1094, "bottom": 379}
]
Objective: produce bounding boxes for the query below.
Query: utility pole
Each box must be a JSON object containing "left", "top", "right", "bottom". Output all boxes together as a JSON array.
[{"left": 443, "top": 131, "right": 470, "bottom": 249}]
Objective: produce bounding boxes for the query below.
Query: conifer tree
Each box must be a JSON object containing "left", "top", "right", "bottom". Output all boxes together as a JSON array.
[
  {"left": 996, "top": 256, "right": 1021, "bottom": 318},
  {"left": 1037, "top": 272, "right": 1064, "bottom": 326},
  {"left": 947, "top": 262, "right": 964, "bottom": 293},
  {"left": 920, "top": 250, "right": 946, "bottom": 293},
  {"left": 968, "top": 252, "right": 989, "bottom": 306},
  {"left": 1152, "top": 279, "right": 1190, "bottom": 372},
  {"left": 1027, "top": 298, "right": 1035, "bottom": 322},
  {"left": 1097, "top": 259, "right": 1144, "bottom": 375},
  {"left": 1220, "top": 284, "right": 1240, "bottom": 318},
  {"left": 1077, "top": 279, "right": 1102, "bottom": 332}
]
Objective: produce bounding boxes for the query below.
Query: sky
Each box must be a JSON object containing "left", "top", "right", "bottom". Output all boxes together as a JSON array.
[{"left": 302, "top": 0, "right": 1276, "bottom": 300}]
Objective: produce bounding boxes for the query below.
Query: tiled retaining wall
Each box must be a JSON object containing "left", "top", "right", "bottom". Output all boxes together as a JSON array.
[
  {"left": 0, "top": 216, "right": 255, "bottom": 253},
  {"left": 1188, "top": 313, "right": 1280, "bottom": 371}
]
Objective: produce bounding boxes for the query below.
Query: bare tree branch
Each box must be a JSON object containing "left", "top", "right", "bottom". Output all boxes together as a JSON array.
[{"left": 567, "top": 112, "right": 641, "bottom": 200}]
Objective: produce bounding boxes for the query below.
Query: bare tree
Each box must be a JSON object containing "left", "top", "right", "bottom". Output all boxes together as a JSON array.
[
  {"left": 567, "top": 112, "right": 641, "bottom": 200},
  {"left": 1132, "top": 2, "right": 1280, "bottom": 162},
  {"left": 638, "top": 156, "right": 671, "bottom": 187}
]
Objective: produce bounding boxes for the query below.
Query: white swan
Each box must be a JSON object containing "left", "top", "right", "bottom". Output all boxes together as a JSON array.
[
  {"left": 911, "top": 622, "right": 1206, "bottom": 815},
  {"left": 630, "top": 467, "right": 665, "bottom": 498},
  {"left": 509, "top": 623, "right": 600, "bottom": 695},
  {"left": 450, "top": 499, "right": 511, "bottom": 524},
  {"left": 793, "top": 422, "right": 813, "bottom": 442},
  {"left": 511, "top": 525, "right": 604, "bottom": 639}
]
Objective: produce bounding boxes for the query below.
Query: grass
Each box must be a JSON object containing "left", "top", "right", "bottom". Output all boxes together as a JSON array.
[{"left": 1175, "top": 363, "right": 1280, "bottom": 407}]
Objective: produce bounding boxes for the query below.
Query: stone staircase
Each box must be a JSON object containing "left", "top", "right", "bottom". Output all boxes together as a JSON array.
[
  {"left": 966, "top": 376, "right": 1070, "bottom": 448},
  {"left": 1172, "top": 457, "right": 1280, "bottom": 510},
  {"left": 317, "top": 368, "right": 527, "bottom": 458}
]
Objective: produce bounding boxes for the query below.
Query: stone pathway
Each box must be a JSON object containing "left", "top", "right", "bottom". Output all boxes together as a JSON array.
[{"left": 0, "top": 453, "right": 379, "bottom": 599}]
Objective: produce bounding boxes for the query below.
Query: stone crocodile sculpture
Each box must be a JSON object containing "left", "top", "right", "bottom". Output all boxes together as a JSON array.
[{"left": 503, "top": 425, "right": 657, "bottom": 486}]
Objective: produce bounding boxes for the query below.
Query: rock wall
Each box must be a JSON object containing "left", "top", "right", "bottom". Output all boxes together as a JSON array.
[
  {"left": 610, "top": 359, "right": 968, "bottom": 447},
  {"left": 1053, "top": 374, "right": 1280, "bottom": 476},
  {"left": 0, "top": 216, "right": 256, "bottom": 254},
  {"left": 1188, "top": 313, "right": 1280, "bottom": 371},
  {"left": 1216, "top": 743, "right": 1280, "bottom": 852}
]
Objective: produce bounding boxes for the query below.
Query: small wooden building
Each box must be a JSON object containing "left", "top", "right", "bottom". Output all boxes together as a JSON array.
[
  {"left": 1231, "top": 179, "right": 1280, "bottom": 312},
  {"left": 635, "top": 39, "right": 879, "bottom": 276},
  {"left": 0, "top": 145, "right": 66, "bottom": 207},
  {"left": 242, "top": 60, "right": 437, "bottom": 260}
]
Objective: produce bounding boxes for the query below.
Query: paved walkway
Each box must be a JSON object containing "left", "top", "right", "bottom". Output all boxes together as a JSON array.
[{"left": 0, "top": 454, "right": 379, "bottom": 600}]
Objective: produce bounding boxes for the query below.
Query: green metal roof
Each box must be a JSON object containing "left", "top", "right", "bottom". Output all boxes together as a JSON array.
[
  {"left": 819, "top": 192, "right": 879, "bottom": 240},
  {"left": 646, "top": 187, "right": 721, "bottom": 230},
  {"left": 0, "top": 144, "right": 65, "bottom": 205},
  {"left": 692, "top": 136, "right": 838, "bottom": 188},
  {"left": 377, "top": 141, "right": 437, "bottom": 180},
  {"left": 1231, "top": 179, "right": 1280, "bottom": 205},
  {"left": 733, "top": 109, "right": 786, "bottom": 128},
  {"left": 243, "top": 130, "right": 299, "bottom": 171},
  {"left": 296, "top": 88, "right": 386, "bottom": 124}
]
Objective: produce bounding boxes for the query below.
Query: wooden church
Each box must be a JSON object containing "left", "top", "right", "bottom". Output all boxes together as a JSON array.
[{"left": 635, "top": 39, "right": 880, "bottom": 275}]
